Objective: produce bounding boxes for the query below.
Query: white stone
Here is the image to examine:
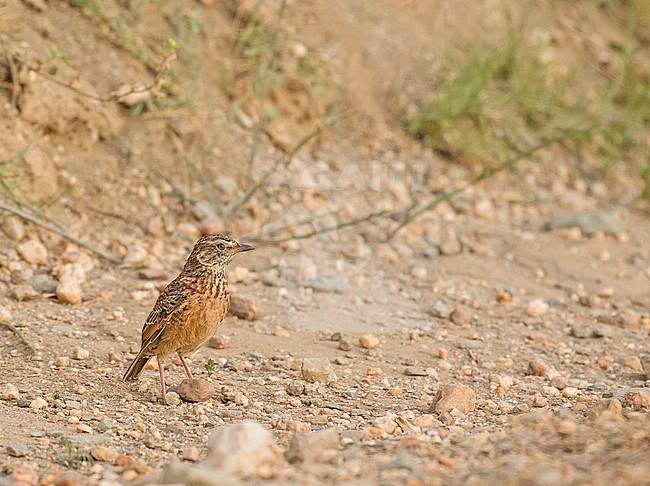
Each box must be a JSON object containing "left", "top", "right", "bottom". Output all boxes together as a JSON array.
[
  {"left": 30, "top": 397, "right": 48, "bottom": 409},
  {"left": 526, "top": 298, "right": 549, "bottom": 317},
  {"left": 72, "top": 346, "right": 90, "bottom": 361},
  {"left": 1, "top": 383, "right": 20, "bottom": 401},
  {"left": 56, "top": 263, "right": 86, "bottom": 305},
  {"left": 410, "top": 265, "right": 427, "bottom": 281},
  {"left": 17, "top": 239, "right": 48, "bottom": 265},
  {"left": 165, "top": 392, "right": 181, "bottom": 406},
  {"left": 205, "top": 421, "right": 285, "bottom": 476},
  {"left": 0, "top": 305, "right": 13, "bottom": 323}
]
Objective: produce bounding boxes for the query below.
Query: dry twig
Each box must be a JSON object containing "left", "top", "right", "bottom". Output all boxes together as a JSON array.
[
  {"left": 387, "top": 132, "right": 588, "bottom": 239},
  {"left": 253, "top": 209, "right": 389, "bottom": 244},
  {"left": 223, "top": 123, "right": 325, "bottom": 216},
  {"left": 1, "top": 322, "right": 36, "bottom": 355},
  {"left": 0, "top": 200, "right": 121, "bottom": 263}
]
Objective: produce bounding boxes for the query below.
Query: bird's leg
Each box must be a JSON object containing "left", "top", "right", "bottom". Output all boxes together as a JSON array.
[
  {"left": 178, "top": 353, "right": 194, "bottom": 380},
  {"left": 158, "top": 359, "right": 168, "bottom": 405}
]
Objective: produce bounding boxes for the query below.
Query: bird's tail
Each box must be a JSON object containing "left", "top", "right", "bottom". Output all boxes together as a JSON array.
[{"left": 122, "top": 353, "right": 152, "bottom": 381}]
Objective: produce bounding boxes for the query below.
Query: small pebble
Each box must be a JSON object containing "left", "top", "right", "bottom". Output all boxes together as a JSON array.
[
  {"left": 541, "top": 386, "right": 560, "bottom": 397},
  {"left": 1, "top": 383, "right": 20, "bottom": 401},
  {"left": 208, "top": 334, "right": 230, "bottom": 349},
  {"left": 30, "top": 397, "right": 48, "bottom": 410},
  {"left": 550, "top": 375, "right": 568, "bottom": 390},
  {"left": 165, "top": 392, "right": 181, "bottom": 406},
  {"left": 286, "top": 381, "right": 305, "bottom": 396},
  {"left": 597, "top": 288, "right": 615, "bottom": 298},
  {"left": 410, "top": 265, "right": 427, "bottom": 280},
  {"left": 526, "top": 299, "right": 549, "bottom": 317},
  {"left": 528, "top": 357, "right": 549, "bottom": 376},
  {"left": 531, "top": 393, "right": 548, "bottom": 407},
  {"left": 562, "top": 387, "right": 579, "bottom": 398},
  {"left": 338, "top": 338, "right": 352, "bottom": 351},
  {"left": 450, "top": 306, "right": 470, "bottom": 325},
  {"left": 359, "top": 334, "right": 380, "bottom": 349},
  {"left": 72, "top": 346, "right": 90, "bottom": 361},
  {"left": 0, "top": 305, "right": 13, "bottom": 323},
  {"left": 91, "top": 446, "right": 117, "bottom": 462},
  {"left": 299, "top": 277, "right": 347, "bottom": 294},
  {"left": 512, "top": 403, "right": 530, "bottom": 414},
  {"left": 404, "top": 367, "right": 429, "bottom": 377},
  {"left": 570, "top": 325, "right": 591, "bottom": 339},
  {"left": 2, "top": 217, "right": 25, "bottom": 241},
  {"left": 7, "top": 443, "right": 29, "bottom": 457},
  {"left": 182, "top": 446, "right": 201, "bottom": 462},
  {"left": 56, "top": 264, "right": 85, "bottom": 305},
  {"left": 302, "top": 357, "right": 337, "bottom": 384},
  {"left": 17, "top": 240, "right": 48, "bottom": 265}
]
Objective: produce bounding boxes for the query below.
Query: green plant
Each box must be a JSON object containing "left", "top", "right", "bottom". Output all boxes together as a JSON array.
[
  {"left": 642, "top": 156, "right": 650, "bottom": 201},
  {"left": 204, "top": 358, "right": 217, "bottom": 376},
  {"left": 406, "top": 3, "right": 650, "bottom": 179},
  {"left": 55, "top": 439, "right": 94, "bottom": 469},
  {"left": 43, "top": 45, "right": 70, "bottom": 75},
  {"left": 66, "top": 0, "right": 103, "bottom": 16},
  {"left": 406, "top": 21, "right": 588, "bottom": 166},
  {"left": 66, "top": 0, "right": 153, "bottom": 68},
  {"left": 228, "top": 0, "right": 287, "bottom": 124},
  {"left": 0, "top": 142, "right": 31, "bottom": 201}
]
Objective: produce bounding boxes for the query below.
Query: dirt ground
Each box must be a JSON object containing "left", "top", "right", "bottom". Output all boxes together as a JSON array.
[{"left": 0, "top": 1, "right": 649, "bottom": 485}]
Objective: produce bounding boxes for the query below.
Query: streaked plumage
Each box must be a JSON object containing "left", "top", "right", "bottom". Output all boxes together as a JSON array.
[{"left": 123, "top": 234, "right": 254, "bottom": 404}]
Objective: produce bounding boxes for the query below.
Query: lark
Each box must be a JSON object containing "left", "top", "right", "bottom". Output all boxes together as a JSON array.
[{"left": 123, "top": 234, "right": 254, "bottom": 404}]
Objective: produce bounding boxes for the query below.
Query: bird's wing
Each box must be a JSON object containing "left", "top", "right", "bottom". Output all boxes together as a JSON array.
[{"left": 140, "top": 278, "right": 189, "bottom": 352}]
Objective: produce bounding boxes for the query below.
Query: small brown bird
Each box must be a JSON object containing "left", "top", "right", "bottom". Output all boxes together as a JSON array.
[{"left": 123, "top": 234, "right": 254, "bottom": 404}]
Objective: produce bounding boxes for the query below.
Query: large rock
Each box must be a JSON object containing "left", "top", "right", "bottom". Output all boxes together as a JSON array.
[
  {"left": 175, "top": 378, "right": 215, "bottom": 403},
  {"left": 431, "top": 384, "right": 476, "bottom": 414},
  {"left": 205, "top": 421, "right": 285, "bottom": 477}
]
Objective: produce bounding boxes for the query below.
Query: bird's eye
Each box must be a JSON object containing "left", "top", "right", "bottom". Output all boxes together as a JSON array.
[{"left": 217, "top": 243, "right": 226, "bottom": 250}]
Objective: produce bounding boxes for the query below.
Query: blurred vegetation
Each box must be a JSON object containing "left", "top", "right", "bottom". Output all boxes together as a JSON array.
[
  {"left": 223, "top": 0, "right": 287, "bottom": 126},
  {"left": 66, "top": 0, "right": 152, "bottom": 67},
  {"left": 405, "top": 2, "right": 650, "bottom": 199}
]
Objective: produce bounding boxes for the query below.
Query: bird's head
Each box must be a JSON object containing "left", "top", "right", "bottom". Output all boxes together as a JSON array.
[{"left": 187, "top": 234, "right": 254, "bottom": 270}]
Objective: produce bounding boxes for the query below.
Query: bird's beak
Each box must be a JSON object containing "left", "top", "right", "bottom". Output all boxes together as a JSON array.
[{"left": 231, "top": 243, "right": 255, "bottom": 254}]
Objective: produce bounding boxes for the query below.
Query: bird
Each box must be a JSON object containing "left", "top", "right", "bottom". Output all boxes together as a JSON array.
[{"left": 123, "top": 234, "right": 254, "bottom": 404}]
